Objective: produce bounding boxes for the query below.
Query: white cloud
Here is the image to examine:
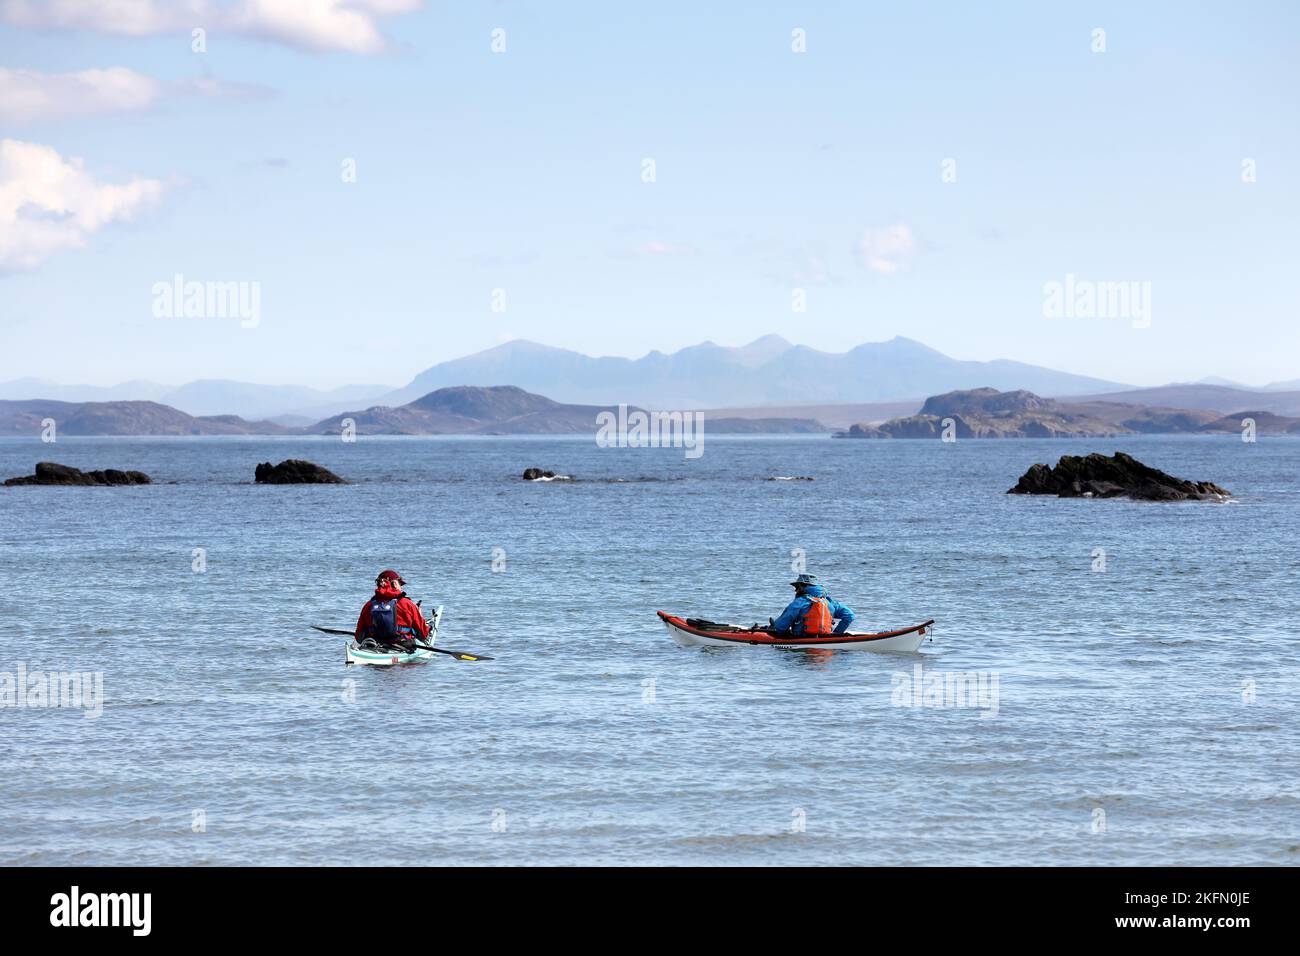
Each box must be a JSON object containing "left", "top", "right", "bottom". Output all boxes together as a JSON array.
[
  {"left": 174, "top": 76, "right": 273, "bottom": 101},
  {"left": 0, "top": 139, "right": 165, "bottom": 272},
  {"left": 0, "top": 67, "right": 162, "bottom": 123},
  {"left": 0, "top": 67, "right": 273, "bottom": 125},
  {"left": 0, "top": 0, "right": 422, "bottom": 54},
  {"left": 857, "top": 224, "right": 917, "bottom": 275},
  {"left": 0, "top": 0, "right": 205, "bottom": 34},
  {"left": 229, "top": 0, "right": 422, "bottom": 54}
]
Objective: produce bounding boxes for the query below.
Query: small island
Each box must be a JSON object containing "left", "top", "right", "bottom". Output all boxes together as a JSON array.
[
  {"left": 1007, "top": 452, "right": 1231, "bottom": 501},
  {"left": 835, "top": 387, "right": 1300, "bottom": 438},
  {"left": 4, "top": 462, "right": 152, "bottom": 486},
  {"left": 837, "top": 388, "right": 1125, "bottom": 438}
]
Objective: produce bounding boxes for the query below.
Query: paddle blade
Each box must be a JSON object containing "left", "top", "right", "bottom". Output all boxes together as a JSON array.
[
  {"left": 312, "top": 625, "right": 355, "bottom": 636},
  {"left": 412, "top": 642, "right": 493, "bottom": 662}
]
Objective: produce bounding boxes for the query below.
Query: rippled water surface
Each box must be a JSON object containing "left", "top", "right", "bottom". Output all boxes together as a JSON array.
[{"left": 1, "top": 435, "right": 1297, "bottom": 865}]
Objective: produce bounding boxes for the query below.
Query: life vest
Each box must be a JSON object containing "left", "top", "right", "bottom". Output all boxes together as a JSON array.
[
  {"left": 800, "top": 596, "right": 833, "bottom": 635},
  {"left": 365, "top": 596, "right": 412, "bottom": 641}
]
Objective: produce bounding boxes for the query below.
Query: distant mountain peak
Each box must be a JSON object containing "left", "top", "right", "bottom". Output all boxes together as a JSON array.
[
  {"left": 1193, "top": 376, "right": 1250, "bottom": 388},
  {"left": 406, "top": 383, "right": 559, "bottom": 418},
  {"left": 484, "top": 339, "right": 574, "bottom": 355},
  {"left": 732, "top": 333, "right": 795, "bottom": 366},
  {"left": 871, "top": 335, "right": 946, "bottom": 356}
]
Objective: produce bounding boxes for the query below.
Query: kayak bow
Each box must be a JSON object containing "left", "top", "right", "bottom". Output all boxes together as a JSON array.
[{"left": 657, "top": 612, "right": 934, "bottom": 652}]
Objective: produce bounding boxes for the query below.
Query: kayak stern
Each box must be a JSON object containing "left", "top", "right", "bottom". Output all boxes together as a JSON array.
[{"left": 345, "top": 640, "right": 438, "bottom": 666}]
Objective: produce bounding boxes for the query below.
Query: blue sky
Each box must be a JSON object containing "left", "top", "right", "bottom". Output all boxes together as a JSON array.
[{"left": 1, "top": 1, "right": 1297, "bottom": 389}]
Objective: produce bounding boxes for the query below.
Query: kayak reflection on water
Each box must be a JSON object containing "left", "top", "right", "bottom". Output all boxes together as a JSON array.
[
  {"left": 770, "top": 574, "right": 857, "bottom": 636},
  {"left": 779, "top": 646, "right": 836, "bottom": 666},
  {"left": 354, "top": 569, "right": 432, "bottom": 654}
]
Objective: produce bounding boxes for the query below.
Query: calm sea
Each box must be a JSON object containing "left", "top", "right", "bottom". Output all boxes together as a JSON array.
[{"left": 1, "top": 434, "right": 1296, "bottom": 865}]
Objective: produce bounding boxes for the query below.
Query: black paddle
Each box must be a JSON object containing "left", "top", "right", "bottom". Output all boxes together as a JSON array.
[{"left": 311, "top": 625, "right": 493, "bottom": 662}]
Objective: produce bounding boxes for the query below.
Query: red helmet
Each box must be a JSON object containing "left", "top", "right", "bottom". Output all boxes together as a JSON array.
[{"left": 375, "top": 569, "right": 405, "bottom": 585}]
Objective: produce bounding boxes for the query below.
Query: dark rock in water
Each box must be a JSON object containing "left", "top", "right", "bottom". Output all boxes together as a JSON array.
[
  {"left": 522, "top": 467, "right": 557, "bottom": 480},
  {"left": 1007, "top": 451, "right": 1231, "bottom": 501},
  {"left": 254, "top": 459, "right": 345, "bottom": 484},
  {"left": 4, "top": 461, "right": 151, "bottom": 486}
]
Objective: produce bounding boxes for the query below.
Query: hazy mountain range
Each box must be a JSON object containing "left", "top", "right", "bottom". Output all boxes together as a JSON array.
[
  {"left": 5, "top": 380, "right": 1299, "bottom": 438},
  {"left": 1063, "top": 384, "right": 1300, "bottom": 417},
  {"left": 0, "top": 399, "right": 288, "bottom": 436},
  {"left": 0, "top": 387, "right": 820, "bottom": 438},
  {"left": 4, "top": 335, "right": 1299, "bottom": 422},
  {"left": 379, "top": 335, "right": 1130, "bottom": 408},
  {"left": 0, "top": 378, "right": 389, "bottom": 423},
  {"left": 309, "top": 386, "right": 821, "bottom": 436}
]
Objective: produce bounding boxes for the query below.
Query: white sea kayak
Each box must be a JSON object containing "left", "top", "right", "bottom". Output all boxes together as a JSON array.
[
  {"left": 345, "top": 642, "right": 438, "bottom": 666},
  {"left": 345, "top": 606, "right": 442, "bottom": 666}
]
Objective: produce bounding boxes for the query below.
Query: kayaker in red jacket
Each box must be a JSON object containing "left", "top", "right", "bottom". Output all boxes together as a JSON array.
[{"left": 355, "top": 570, "right": 431, "bottom": 651}]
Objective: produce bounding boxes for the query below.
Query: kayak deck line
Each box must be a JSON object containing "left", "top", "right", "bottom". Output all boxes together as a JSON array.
[
  {"left": 345, "top": 640, "right": 439, "bottom": 666},
  {"left": 657, "top": 612, "right": 934, "bottom": 653}
]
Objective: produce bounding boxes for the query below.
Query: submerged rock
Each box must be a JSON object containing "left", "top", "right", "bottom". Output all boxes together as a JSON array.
[
  {"left": 522, "top": 467, "right": 557, "bottom": 480},
  {"left": 4, "top": 462, "right": 151, "bottom": 486},
  {"left": 1008, "top": 452, "right": 1231, "bottom": 501},
  {"left": 254, "top": 459, "right": 345, "bottom": 484}
]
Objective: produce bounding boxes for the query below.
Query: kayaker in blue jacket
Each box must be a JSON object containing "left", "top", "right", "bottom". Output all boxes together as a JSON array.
[{"left": 771, "top": 573, "right": 856, "bottom": 635}]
